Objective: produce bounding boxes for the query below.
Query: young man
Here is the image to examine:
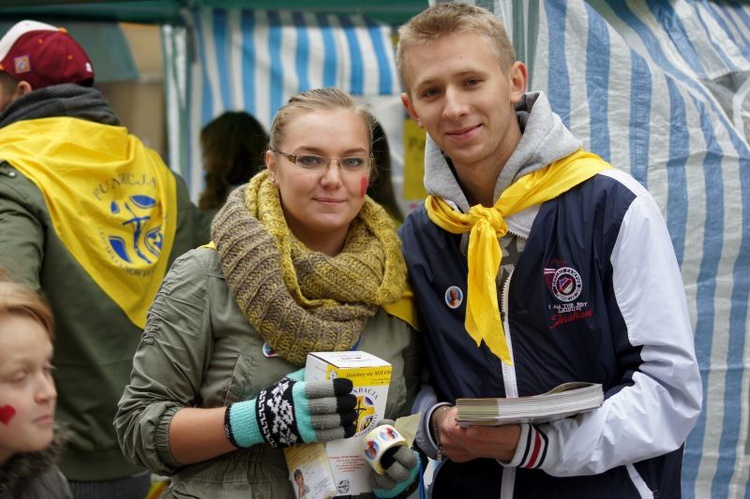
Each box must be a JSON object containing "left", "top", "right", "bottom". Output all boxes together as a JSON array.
[
  {"left": 0, "top": 20, "right": 210, "bottom": 498},
  {"left": 397, "top": 3, "right": 702, "bottom": 497}
]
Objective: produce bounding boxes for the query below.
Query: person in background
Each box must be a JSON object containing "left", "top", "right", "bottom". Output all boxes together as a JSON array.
[
  {"left": 367, "top": 121, "right": 404, "bottom": 224},
  {"left": 396, "top": 3, "right": 702, "bottom": 498},
  {"left": 0, "top": 269, "right": 72, "bottom": 499},
  {"left": 115, "top": 87, "right": 422, "bottom": 498},
  {"left": 0, "top": 20, "right": 211, "bottom": 498},
  {"left": 198, "top": 110, "right": 269, "bottom": 215}
]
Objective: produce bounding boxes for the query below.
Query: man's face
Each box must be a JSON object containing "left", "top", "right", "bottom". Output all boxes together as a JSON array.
[{"left": 400, "top": 31, "right": 526, "bottom": 173}]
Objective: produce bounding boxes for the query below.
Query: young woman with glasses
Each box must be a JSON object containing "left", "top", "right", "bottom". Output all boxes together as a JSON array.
[{"left": 115, "top": 88, "right": 422, "bottom": 499}]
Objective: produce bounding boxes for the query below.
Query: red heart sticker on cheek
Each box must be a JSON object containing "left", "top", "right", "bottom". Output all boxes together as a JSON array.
[{"left": 0, "top": 405, "right": 16, "bottom": 425}]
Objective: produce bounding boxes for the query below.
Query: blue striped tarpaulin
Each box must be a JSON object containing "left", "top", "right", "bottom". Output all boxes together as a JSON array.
[
  {"left": 496, "top": 0, "right": 749, "bottom": 496},
  {"left": 162, "top": 8, "right": 401, "bottom": 201}
]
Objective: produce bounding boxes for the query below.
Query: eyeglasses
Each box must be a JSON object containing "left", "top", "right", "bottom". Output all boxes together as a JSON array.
[{"left": 273, "top": 150, "right": 373, "bottom": 173}]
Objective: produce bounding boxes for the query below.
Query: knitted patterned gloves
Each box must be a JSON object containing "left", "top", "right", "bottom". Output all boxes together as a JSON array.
[{"left": 224, "top": 369, "right": 357, "bottom": 448}]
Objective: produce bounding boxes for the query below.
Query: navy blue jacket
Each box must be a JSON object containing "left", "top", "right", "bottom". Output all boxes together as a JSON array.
[{"left": 400, "top": 169, "right": 701, "bottom": 498}]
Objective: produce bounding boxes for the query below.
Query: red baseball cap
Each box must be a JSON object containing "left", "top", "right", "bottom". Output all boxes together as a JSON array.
[{"left": 0, "top": 20, "right": 95, "bottom": 90}]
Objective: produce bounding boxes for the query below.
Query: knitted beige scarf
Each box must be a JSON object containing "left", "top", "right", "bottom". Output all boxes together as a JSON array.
[{"left": 211, "top": 171, "right": 407, "bottom": 366}]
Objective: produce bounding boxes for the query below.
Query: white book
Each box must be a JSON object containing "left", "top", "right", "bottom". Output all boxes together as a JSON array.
[{"left": 456, "top": 382, "right": 604, "bottom": 426}]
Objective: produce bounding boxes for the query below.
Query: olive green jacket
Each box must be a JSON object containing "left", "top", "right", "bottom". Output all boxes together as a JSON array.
[
  {"left": 115, "top": 247, "right": 421, "bottom": 498},
  {"left": 0, "top": 162, "right": 210, "bottom": 482},
  {"left": 0, "top": 85, "right": 211, "bottom": 482}
]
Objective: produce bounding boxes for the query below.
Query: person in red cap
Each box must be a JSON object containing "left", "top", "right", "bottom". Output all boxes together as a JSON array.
[
  {"left": 0, "top": 20, "right": 212, "bottom": 499},
  {"left": 0, "top": 19, "right": 93, "bottom": 103}
]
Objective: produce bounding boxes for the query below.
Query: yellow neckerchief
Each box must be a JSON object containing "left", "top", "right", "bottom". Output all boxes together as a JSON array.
[
  {"left": 425, "top": 150, "right": 612, "bottom": 364},
  {"left": 383, "top": 283, "right": 418, "bottom": 331},
  {"left": 0, "top": 117, "right": 177, "bottom": 329}
]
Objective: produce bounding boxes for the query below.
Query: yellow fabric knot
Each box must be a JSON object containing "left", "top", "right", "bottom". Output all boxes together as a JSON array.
[{"left": 425, "top": 150, "right": 612, "bottom": 364}]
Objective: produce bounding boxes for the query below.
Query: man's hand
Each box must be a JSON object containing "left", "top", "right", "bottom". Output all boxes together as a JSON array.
[{"left": 434, "top": 406, "right": 521, "bottom": 462}]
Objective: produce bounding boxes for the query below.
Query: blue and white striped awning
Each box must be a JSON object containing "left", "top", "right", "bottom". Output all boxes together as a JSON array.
[{"left": 163, "top": 8, "right": 401, "bottom": 200}]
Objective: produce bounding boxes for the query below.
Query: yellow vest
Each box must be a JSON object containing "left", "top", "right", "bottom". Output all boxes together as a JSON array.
[{"left": 0, "top": 117, "right": 177, "bottom": 328}]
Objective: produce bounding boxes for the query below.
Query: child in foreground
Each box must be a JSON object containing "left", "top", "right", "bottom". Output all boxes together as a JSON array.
[{"left": 0, "top": 271, "right": 72, "bottom": 498}]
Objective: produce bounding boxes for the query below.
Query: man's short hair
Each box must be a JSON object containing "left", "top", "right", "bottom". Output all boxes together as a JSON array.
[{"left": 396, "top": 3, "right": 516, "bottom": 89}]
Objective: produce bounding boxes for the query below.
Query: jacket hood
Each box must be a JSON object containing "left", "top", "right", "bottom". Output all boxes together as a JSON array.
[
  {"left": 423, "top": 91, "right": 581, "bottom": 212},
  {"left": 0, "top": 83, "right": 119, "bottom": 129},
  {"left": 0, "top": 427, "right": 67, "bottom": 495}
]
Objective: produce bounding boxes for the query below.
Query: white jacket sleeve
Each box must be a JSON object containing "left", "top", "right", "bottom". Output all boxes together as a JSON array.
[{"left": 511, "top": 173, "right": 703, "bottom": 475}]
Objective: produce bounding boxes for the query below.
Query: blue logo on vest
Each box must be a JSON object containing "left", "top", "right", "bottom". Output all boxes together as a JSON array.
[{"left": 108, "top": 195, "right": 163, "bottom": 265}]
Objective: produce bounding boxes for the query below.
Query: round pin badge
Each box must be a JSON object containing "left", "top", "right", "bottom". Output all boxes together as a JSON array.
[
  {"left": 445, "top": 285, "right": 464, "bottom": 309},
  {"left": 262, "top": 342, "right": 279, "bottom": 358}
]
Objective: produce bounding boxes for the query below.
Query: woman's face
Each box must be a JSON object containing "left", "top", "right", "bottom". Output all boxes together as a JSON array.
[
  {"left": 0, "top": 315, "right": 56, "bottom": 465},
  {"left": 267, "top": 108, "right": 371, "bottom": 255}
]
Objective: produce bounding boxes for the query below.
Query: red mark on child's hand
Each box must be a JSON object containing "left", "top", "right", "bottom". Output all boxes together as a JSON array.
[
  {"left": 360, "top": 177, "right": 368, "bottom": 198},
  {"left": 0, "top": 405, "right": 16, "bottom": 425}
]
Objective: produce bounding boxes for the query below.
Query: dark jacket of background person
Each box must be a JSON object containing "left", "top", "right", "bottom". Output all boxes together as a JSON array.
[
  {"left": 367, "top": 121, "right": 404, "bottom": 224},
  {"left": 0, "top": 433, "right": 72, "bottom": 499},
  {"left": 198, "top": 110, "right": 268, "bottom": 214},
  {"left": 0, "top": 84, "right": 210, "bottom": 485}
]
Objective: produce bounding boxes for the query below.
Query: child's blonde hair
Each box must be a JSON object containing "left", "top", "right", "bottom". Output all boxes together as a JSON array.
[{"left": 0, "top": 269, "right": 54, "bottom": 339}]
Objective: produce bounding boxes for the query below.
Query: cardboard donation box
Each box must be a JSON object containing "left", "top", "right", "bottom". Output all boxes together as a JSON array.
[{"left": 284, "top": 351, "right": 392, "bottom": 498}]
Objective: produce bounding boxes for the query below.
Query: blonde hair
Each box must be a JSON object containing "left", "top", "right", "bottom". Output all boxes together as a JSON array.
[
  {"left": 268, "top": 87, "right": 376, "bottom": 152},
  {"left": 0, "top": 270, "right": 54, "bottom": 339},
  {"left": 396, "top": 3, "right": 516, "bottom": 88}
]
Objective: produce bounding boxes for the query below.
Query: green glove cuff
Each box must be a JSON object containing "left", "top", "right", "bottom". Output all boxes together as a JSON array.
[{"left": 225, "top": 399, "right": 262, "bottom": 448}]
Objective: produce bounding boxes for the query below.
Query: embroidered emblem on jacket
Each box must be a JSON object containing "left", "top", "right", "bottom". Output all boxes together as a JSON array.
[
  {"left": 545, "top": 265, "right": 582, "bottom": 302},
  {"left": 544, "top": 261, "right": 593, "bottom": 329}
]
